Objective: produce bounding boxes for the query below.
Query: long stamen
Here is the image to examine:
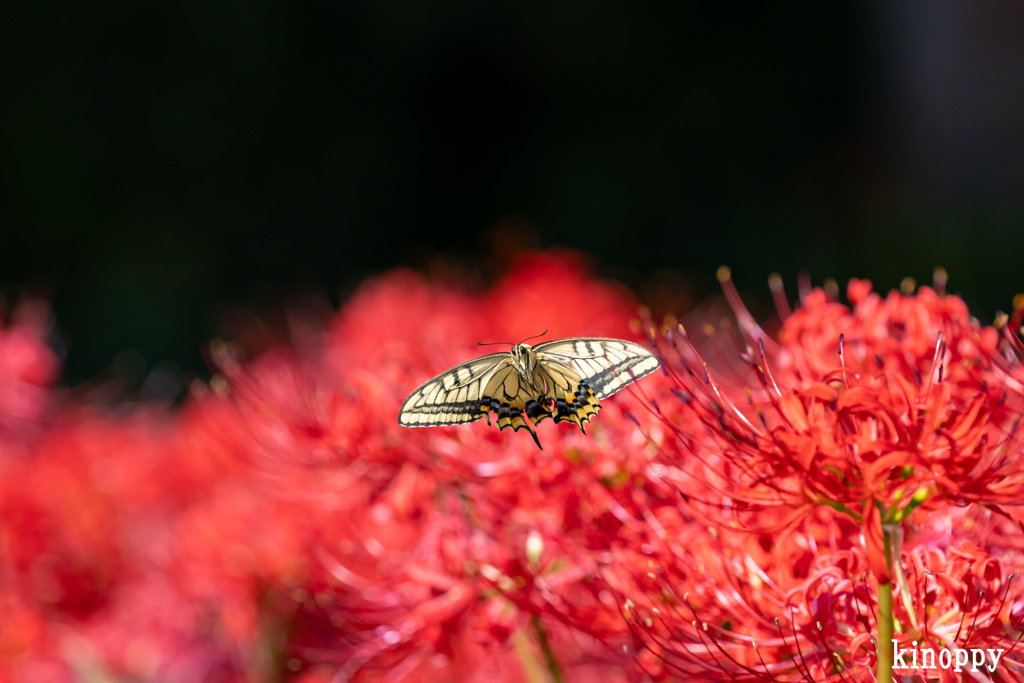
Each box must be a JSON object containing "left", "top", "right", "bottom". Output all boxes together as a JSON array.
[
  {"left": 757, "top": 338, "right": 784, "bottom": 399},
  {"left": 986, "top": 574, "right": 1017, "bottom": 645},
  {"left": 788, "top": 607, "right": 816, "bottom": 682},
  {"left": 768, "top": 273, "right": 792, "bottom": 321},
  {"left": 717, "top": 266, "right": 781, "bottom": 356},
  {"left": 924, "top": 331, "right": 944, "bottom": 396},
  {"left": 962, "top": 589, "right": 985, "bottom": 646},
  {"left": 999, "top": 603, "right": 1024, "bottom": 658},
  {"left": 618, "top": 601, "right": 693, "bottom": 678},
  {"left": 916, "top": 566, "right": 928, "bottom": 644},
  {"left": 838, "top": 334, "right": 849, "bottom": 387},
  {"left": 861, "top": 573, "right": 878, "bottom": 625},
  {"left": 849, "top": 574, "right": 872, "bottom": 633},
  {"left": 797, "top": 271, "right": 811, "bottom": 303},
  {"left": 627, "top": 575, "right": 719, "bottom": 676},
  {"left": 669, "top": 324, "right": 768, "bottom": 440},
  {"left": 688, "top": 620, "right": 744, "bottom": 682},
  {"left": 774, "top": 616, "right": 814, "bottom": 683},
  {"left": 652, "top": 573, "right": 779, "bottom": 680},
  {"left": 751, "top": 642, "right": 774, "bottom": 681},
  {"left": 953, "top": 587, "right": 972, "bottom": 644},
  {"left": 1004, "top": 299, "right": 1024, "bottom": 357},
  {"left": 683, "top": 606, "right": 775, "bottom": 683},
  {"left": 702, "top": 362, "right": 764, "bottom": 439},
  {"left": 816, "top": 621, "right": 852, "bottom": 683}
]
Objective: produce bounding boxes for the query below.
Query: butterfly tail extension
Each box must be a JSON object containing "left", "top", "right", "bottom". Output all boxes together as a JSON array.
[{"left": 496, "top": 401, "right": 543, "bottom": 449}]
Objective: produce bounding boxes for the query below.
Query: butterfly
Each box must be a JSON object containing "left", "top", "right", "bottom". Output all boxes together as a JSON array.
[{"left": 398, "top": 335, "right": 660, "bottom": 449}]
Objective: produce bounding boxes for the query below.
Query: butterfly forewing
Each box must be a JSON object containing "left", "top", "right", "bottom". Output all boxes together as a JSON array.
[
  {"left": 398, "top": 353, "right": 511, "bottom": 427},
  {"left": 534, "top": 338, "right": 659, "bottom": 399}
]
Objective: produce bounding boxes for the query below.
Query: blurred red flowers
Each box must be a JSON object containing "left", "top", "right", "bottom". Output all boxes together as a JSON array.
[{"left": 1, "top": 254, "right": 1023, "bottom": 683}]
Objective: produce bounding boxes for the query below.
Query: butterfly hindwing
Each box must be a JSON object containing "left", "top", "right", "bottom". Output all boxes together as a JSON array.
[
  {"left": 535, "top": 360, "right": 600, "bottom": 433},
  {"left": 480, "top": 365, "right": 546, "bottom": 447},
  {"left": 398, "top": 353, "right": 511, "bottom": 427},
  {"left": 534, "top": 338, "right": 660, "bottom": 399}
]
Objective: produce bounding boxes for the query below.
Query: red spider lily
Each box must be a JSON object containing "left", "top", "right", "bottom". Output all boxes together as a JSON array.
[
  {"left": 641, "top": 274, "right": 1022, "bottom": 558},
  {"left": 613, "top": 509, "right": 1024, "bottom": 682},
  {"left": 617, "top": 270, "right": 1024, "bottom": 682},
  {"left": 0, "top": 410, "right": 255, "bottom": 683}
]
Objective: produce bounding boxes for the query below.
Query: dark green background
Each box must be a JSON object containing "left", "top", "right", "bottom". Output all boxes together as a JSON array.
[{"left": 3, "top": 1, "right": 1023, "bottom": 384}]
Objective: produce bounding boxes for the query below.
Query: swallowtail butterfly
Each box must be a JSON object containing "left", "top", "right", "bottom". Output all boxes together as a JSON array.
[{"left": 398, "top": 337, "right": 659, "bottom": 449}]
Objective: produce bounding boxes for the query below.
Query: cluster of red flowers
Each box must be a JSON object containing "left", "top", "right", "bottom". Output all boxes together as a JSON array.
[
  {"left": 617, "top": 269, "right": 1024, "bottom": 681},
  {"left": 1, "top": 253, "right": 1022, "bottom": 683}
]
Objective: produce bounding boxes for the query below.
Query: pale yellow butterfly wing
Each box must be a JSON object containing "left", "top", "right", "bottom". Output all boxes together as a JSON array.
[
  {"left": 397, "top": 353, "right": 511, "bottom": 427},
  {"left": 534, "top": 338, "right": 659, "bottom": 399}
]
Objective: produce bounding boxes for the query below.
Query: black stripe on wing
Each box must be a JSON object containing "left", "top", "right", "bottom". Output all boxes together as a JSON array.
[
  {"left": 536, "top": 362, "right": 601, "bottom": 434},
  {"left": 398, "top": 354, "right": 509, "bottom": 426},
  {"left": 535, "top": 338, "right": 659, "bottom": 399},
  {"left": 576, "top": 353, "right": 659, "bottom": 399}
]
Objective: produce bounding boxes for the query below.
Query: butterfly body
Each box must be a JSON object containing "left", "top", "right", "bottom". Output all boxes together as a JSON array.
[
  {"left": 398, "top": 338, "right": 659, "bottom": 448},
  {"left": 509, "top": 342, "right": 540, "bottom": 387}
]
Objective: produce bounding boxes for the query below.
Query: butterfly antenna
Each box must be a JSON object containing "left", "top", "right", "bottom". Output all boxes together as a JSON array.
[
  {"left": 476, "top": 340, "right": 515, "bottom": 346},
  {"left": 518, "top": 330, "right": 549, "bottom": 344}
]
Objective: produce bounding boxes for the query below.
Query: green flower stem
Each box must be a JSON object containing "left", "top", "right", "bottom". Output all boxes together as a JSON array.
[
  {"left": 876, "top": 524, "right": 895, "bottom": 683},
  {"left": 818, "top": 497, "right": 863, "bottom": 522},
  {"left": 877, "top": 580, "right": 894, "bottom": 683},
  {"left": 532, "top": 614, "right": 565, "bottom": 683}
]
